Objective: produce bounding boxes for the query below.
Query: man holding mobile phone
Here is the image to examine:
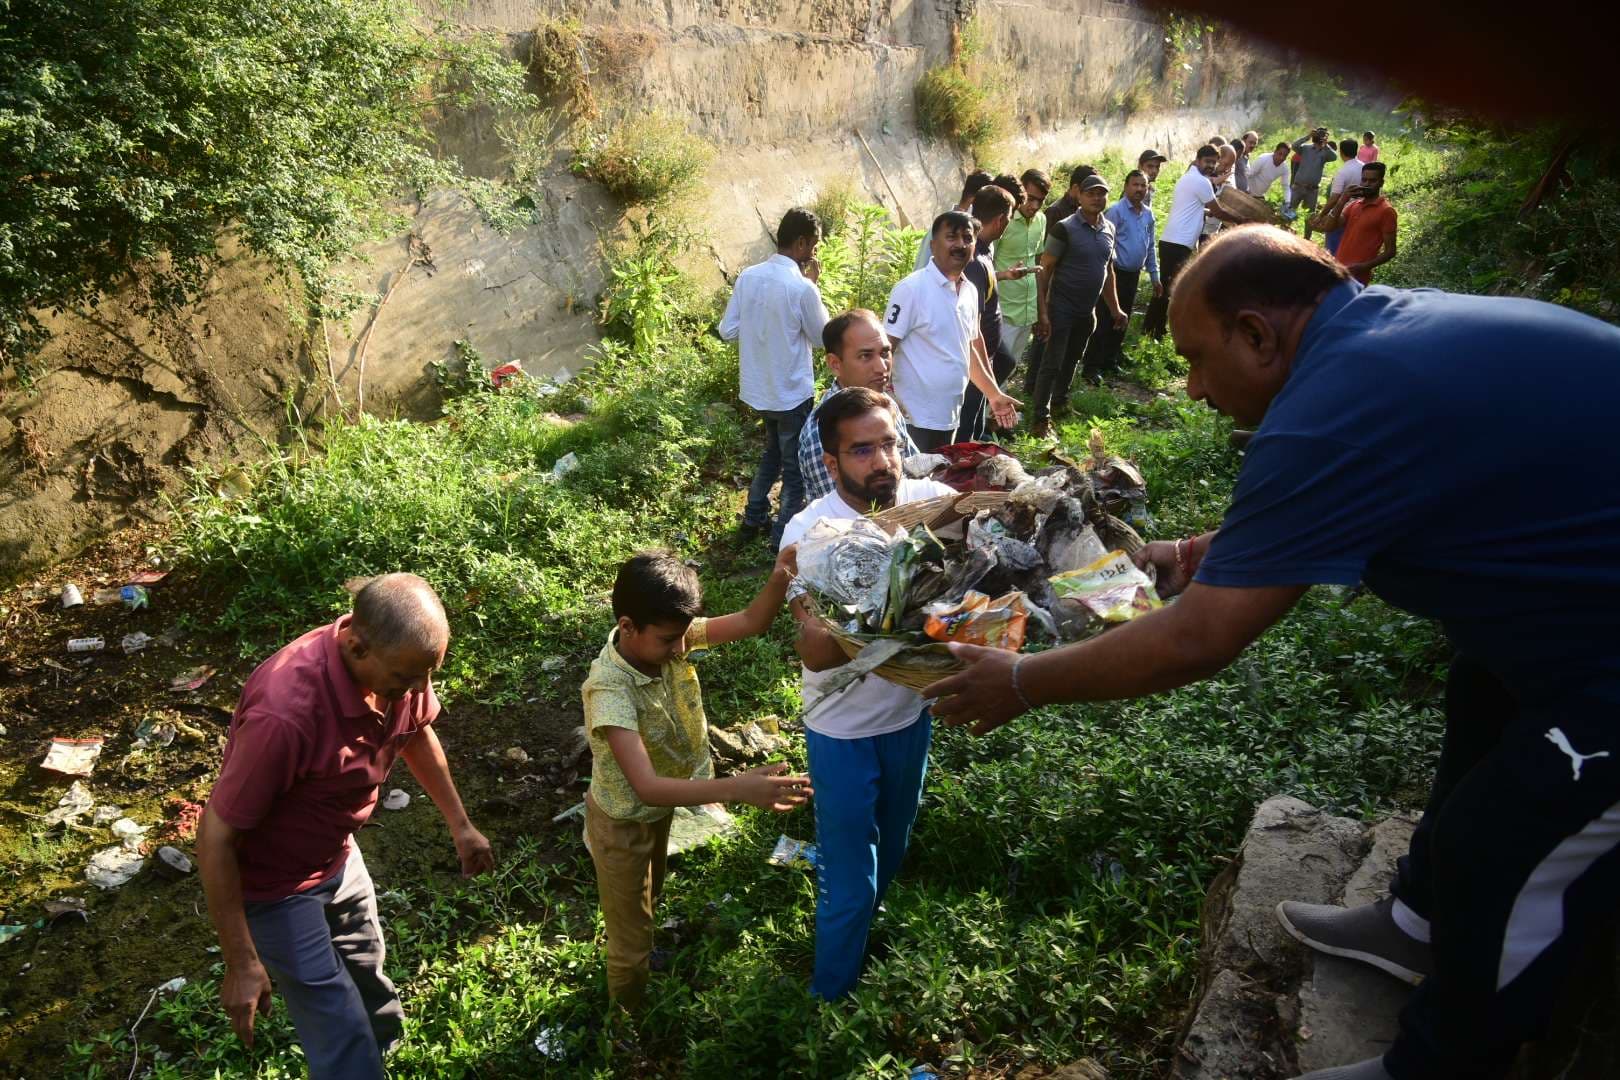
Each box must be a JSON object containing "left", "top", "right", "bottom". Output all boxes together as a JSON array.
[{"left": 1310, "top": 162, "right": 1399, "bottom": 284}]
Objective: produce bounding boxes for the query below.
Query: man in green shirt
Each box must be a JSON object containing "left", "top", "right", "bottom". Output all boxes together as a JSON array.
[{"left": 993, "top": 168, "right": 1049, "bottom": 363}]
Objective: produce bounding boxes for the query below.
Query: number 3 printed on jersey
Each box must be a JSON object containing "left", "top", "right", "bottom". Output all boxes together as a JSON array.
[{"left": 888, "top": 303, "right": 901, "bottom": 325}]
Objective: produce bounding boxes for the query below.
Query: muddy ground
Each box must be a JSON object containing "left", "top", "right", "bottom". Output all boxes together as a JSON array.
[{"left": 0, "top": 527, "right": 587, "bottom": 1075}]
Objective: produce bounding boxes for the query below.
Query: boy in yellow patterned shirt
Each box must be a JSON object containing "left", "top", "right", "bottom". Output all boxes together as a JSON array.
[{"left": 583, "top": 548, "right": 811, "bottom": 1006}]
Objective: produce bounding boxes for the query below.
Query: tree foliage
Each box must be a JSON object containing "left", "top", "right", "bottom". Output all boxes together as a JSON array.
[{"left": 0, "top": 0, "right": 531, "bottom": 385}]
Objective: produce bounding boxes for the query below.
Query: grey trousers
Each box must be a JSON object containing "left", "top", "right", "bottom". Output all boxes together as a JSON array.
[{"left": 245, "top": 843, "right": 401, "bottom": 1080}]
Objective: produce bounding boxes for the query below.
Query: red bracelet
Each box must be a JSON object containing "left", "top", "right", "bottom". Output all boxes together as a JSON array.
[{"left": 1176, "top": 535, "right": 1197, "bottom": 578}]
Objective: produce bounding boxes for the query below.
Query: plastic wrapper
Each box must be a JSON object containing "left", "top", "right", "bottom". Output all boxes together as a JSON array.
[
  {"left": 768, "top": 835, "right": 820, "bottom": 870},
  {"left": 897, "top": 535, "right": 995, "bottom": 627},
  {"left": 1037, "top": 496, "right": 1110, "bottom": 573},
  {"left": 796, "top": 517, "right": 899, "bottom": 622},
  {"left": 923, "top": 590, "right": 1031, "bottom": 650},
  {"left": 880, "top": 527, "right": 945, "bottom": 632},
  {"left": 1049, "top": 550, "right": 1163, "bottom": 623},
  {"left": 903, "top": 453, "right": 950, "bottom": 479},
  {"left": 976, "top": 454, "right": 1033, "bottom": 490},
  {"left": 1086, "top": 429, "right": 1147, "bottom": 514}
]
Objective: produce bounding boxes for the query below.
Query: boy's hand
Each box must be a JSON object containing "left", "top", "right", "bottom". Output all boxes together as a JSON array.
[
  {"left": 731, "top": 762, "right": 812, "bottom": 812},
  {"left": 774, "top": 543, "right": 798, "bottom": 579}
]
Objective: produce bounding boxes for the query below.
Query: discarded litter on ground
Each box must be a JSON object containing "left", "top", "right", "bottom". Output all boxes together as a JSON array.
[
  {"left": 60, "top": 583, "right": 84, "bottom": 608},
  {"left": 84, "top": 846, "right": 145, "bottom": 889},
  {"left": 381, "top": 789, "right": 411, "bottom": 811},
  {"left": 44, "top": 780, "right": 95, "bottom": 825},
  {"left": 41, "top": 737, "right": 104, "bottom": 777},
  {"left": 66, "top": 637, "right": 104, "bottom": 653},
  {"left": 111, "top": 818, "right": 149, "bottom": 850},
  {"left": 168, "top": 665, "right": 215, "bottom": 692},
  {"left": 43, "top": 897, "right": 88, "bottom": 925},
  {"left": 121, "top": 632, "right": 152, "bottom": 655},
  {"left": 155, "top": 846, "right": 193, "bottom": 876},
  {"left": 768, "top": 835, "right": 820, "bottom": 870}
]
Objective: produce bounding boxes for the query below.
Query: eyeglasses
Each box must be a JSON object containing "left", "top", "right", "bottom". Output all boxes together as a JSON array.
[{"left": 838, "top": 439, "right": 901, "bottom": 461}]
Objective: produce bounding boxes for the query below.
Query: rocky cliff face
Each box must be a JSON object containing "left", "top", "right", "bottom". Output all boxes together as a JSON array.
[{"left": 3, "top": 0, "right": 1274, "bottom": 580}]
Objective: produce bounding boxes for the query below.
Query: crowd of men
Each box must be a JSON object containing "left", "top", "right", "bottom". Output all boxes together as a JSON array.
[
  {"left": 722, "top": 125, "right": 1398, "bottom": 488},
  {"left": 186, "top": 119, "right": 1620, "bottom": 1080}
]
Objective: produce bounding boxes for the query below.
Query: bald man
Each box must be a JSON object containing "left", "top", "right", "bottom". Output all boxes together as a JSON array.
[
  {"left": 924, "top": 227, "right": 1620, "bottom": 1080},
  {"left": 198, "top": 573, "right": 492, "bottom": 1079}
]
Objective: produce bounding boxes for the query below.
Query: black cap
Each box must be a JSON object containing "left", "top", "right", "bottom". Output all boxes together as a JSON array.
[
  {"left": 1080, "top": 174, "right": 1110, "bottom": 193},
  {"left": 1138, "top": 148, "right": 1168, "bottom": 163}
]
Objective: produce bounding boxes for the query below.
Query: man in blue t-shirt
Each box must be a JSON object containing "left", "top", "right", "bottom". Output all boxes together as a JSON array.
[{"left": 923, "top": 227, "right": 1620, "bottom": 1080}]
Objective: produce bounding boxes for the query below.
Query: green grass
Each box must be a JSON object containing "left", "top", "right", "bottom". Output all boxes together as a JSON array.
[{"left": 88, "top": 201, "right": 1454, "bottom": 1079}]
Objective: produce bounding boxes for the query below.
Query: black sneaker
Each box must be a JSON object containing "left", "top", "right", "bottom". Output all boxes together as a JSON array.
[
  {"left": 1290, "top": 1057, "right": 1396, "bottom": 1080},
  {"left": 1275, "top": 896, "right": 1433, "bottom": 986}
]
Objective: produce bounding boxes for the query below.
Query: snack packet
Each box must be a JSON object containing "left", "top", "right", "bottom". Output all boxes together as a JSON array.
[
  {"left": 922, "top": 589, "right": 1030, "bottom": 650},
  {"left": 1048, "top": 550, "right": 1162, "bottom": 623}
]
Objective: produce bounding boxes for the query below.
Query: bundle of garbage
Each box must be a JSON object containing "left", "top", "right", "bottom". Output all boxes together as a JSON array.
[{"left": 796, "top": 433, "right": 1163, "bottom": 692}]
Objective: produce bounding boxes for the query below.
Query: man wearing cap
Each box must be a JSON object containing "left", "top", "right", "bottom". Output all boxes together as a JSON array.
[
  {"left": 1028, "top": 173, "right": 1126, "bottom": 435},
  {"left": 1138, "top": 149, "right": 1168, "bottom": 207},
  {"left": 197, "top": 573, "right": 493, "bottom": 1079},
  {"left": 1143, "top": 145, "right": 1245, "bottom": 340}
]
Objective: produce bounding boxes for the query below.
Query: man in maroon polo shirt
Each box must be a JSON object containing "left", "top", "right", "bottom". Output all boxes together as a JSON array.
[{"left": 197, "top": 573, "right": 493, "bottom": 1079}]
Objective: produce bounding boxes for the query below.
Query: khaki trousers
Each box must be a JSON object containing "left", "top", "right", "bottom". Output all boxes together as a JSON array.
[{"left": 585, "top": 791, "right": 672, "bottom": 1007}]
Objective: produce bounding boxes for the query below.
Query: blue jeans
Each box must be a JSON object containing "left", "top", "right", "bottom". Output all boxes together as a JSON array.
[
  {"left": 1325, "top": 228, "right": 1343, "bottom": 256},
  {"left": 805, "top": 710, "right": 932, "bottom": 1000},
  {"left": 744, "top": 398, "right": 814, "bottom": 544},
  {"left": 243, "top": 844, "right": 400, "bottom": 1080}
]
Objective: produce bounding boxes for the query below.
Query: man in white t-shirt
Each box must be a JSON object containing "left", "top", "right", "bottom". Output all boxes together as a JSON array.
[
  {"left": 884, "top": 210, "right": 1020, "bottom": 450},
  {"left": 1246, "top": 141, "right": 1292, "bottom": 200},
  {"left": 719, "top": 207, "right": 830, "bottom": 545},
  {"left": 1322, "top": 138, "right": 1366, "bottom": 257},
  {"left": 781, "top": 386, "right": 957, "bottom": 1000},
  {"left": 1143, "top": 146, "right": 1244, "bottom": 340}
]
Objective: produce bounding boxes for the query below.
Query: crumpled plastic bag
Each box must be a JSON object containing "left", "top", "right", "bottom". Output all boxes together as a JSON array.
[
  {"left": 923, "top": 590, "right": 1032, "bottom": 650},
  {"left": 902, "top": 453, "right": 950, "bottom": 479},
  {"left": 1037, "top": 497, "right": 1110, "bottom": 574},
  {"left": 1049, "top": 550, "right": 1163, "bottom": 623},
  {"left": 796, "top": 517, "right": 899, "bottom": 622}
]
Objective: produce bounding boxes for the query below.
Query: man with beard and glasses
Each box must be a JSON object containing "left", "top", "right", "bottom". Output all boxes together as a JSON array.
[
  {"left": 797, "top": 309, "right": 919, "bottom": 500},
  {"left": 780, "top": 386, "right": 958, "bottom": 1000},
  {"left": 884, "top": 210, "right": 1020, "bottom": 451}
]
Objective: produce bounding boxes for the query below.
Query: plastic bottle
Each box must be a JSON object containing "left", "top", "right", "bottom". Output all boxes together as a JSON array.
[
  {"left": 61, "top": 584, "right": 84, "bottom": 608},
  {"left": 120, "top": 585, "right": 149, "bottom": 610}
]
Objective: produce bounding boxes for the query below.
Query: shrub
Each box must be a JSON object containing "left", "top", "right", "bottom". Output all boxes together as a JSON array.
[
  {"left": 914, "top": 17, "right": 1012, "bottom": 161},
  {"left": 572, "top": 110, "right": 714, "bottom": 205},
  {"left": 815, "top": 203, "right": 925, "bottom": 318}
]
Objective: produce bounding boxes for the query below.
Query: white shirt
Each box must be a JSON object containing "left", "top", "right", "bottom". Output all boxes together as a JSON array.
[
  {"left": 1202, "top": 180, "right": 1232, "bottom": 238},
  {"left": 1247, "top": 153, "right": 1290, "bottom": 197},
  {"left": 1162, "top": 166, "right": 1217, "bottom": 248},
  {"left": 884, "top": 261, "right": 980, "bottom": 431},
  {"left": 781, "top": 477, "right": 958, "bottom": 739},
  {"left": 1329, "top": 157, "right": 1363, "bottom": 199},
  {"left": 718, "top": 254, "right": 830, "bottom": 412}
]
